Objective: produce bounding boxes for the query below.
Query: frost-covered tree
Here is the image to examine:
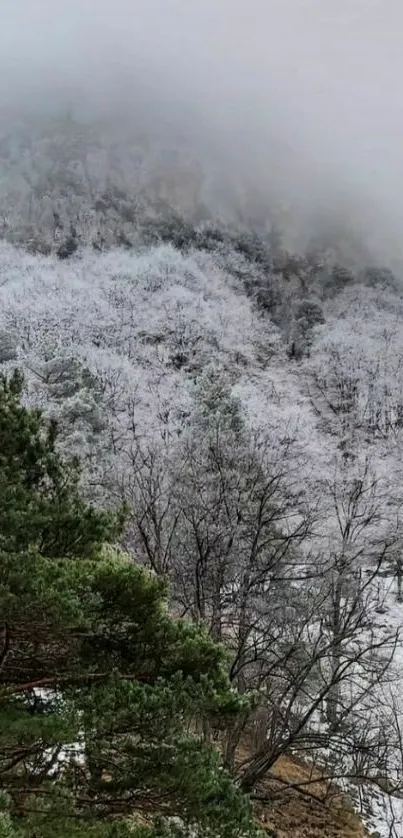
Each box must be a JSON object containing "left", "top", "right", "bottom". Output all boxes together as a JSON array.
[
  {"left": 124, "top": 369, "right": 311, "bottom": 643},
  {"left": 287, "top": 297, "right": 325, "bottom": 360},
  {"left": 0, "top": 369, "right": 121, "bottom": 556}
]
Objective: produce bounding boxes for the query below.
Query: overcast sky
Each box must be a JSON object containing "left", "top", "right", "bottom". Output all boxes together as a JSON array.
[{"left": 1, "top": 0, "right": 402, "bottom": 259}]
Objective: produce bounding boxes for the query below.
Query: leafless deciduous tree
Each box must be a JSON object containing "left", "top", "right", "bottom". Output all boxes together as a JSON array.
[
  {"left": 107, "top": 375, "right": 401, "bottom": 796},
  {"left": 237, "top": 462, "right": 400, "bottom": 791}
]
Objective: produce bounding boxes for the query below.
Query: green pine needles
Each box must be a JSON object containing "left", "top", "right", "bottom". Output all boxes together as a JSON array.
[{"left": 0, "top": 372, "right": 258, "bottom": 838}]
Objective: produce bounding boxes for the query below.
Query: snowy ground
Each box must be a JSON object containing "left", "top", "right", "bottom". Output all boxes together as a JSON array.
[{"left": 359, "top": 583, "right": 403, "bottom": 838}]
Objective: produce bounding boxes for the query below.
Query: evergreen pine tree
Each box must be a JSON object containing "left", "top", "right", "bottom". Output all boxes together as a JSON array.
[{"left": 0, "top": 372, "right": 258, "bottom": 838}]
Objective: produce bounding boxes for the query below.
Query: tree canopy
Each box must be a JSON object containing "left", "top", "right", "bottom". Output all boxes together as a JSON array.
[{"left": 0, "top": 372, "right": 258, "bottom": 838}]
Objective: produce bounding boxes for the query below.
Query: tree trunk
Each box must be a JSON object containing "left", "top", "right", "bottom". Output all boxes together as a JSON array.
[
  {"left": 326, "top": 573, "right": 343, "bottom": 729},
  {"left": 238, "top": 748, "right": 278, "bottom": 792},
  {"left": 397, "top": 557, "right": 403, "bottom": 603}
]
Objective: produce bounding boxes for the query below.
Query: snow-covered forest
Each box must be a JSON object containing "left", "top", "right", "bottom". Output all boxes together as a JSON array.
[
  {"left": 0, "top": 106, "right": 401, "bottom": 835},
  {"left": 2, "top": 1, "right": 403, "bottom": 836}
]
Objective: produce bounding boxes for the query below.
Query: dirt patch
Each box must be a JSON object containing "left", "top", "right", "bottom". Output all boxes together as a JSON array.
[{"left": 247, "top": 752, "right": 370, "bottom": 837}]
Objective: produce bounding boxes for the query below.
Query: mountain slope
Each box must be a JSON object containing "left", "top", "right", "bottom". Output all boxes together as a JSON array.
[{"left": 0, "top": 116, "right": 402, "bottom": 836}]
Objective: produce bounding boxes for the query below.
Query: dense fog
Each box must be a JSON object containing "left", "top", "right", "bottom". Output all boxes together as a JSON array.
[{"left": 0, "top": 0, "right": 402, "bottom": 260}]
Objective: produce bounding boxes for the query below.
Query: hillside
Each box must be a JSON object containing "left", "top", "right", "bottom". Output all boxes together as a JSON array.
[{"left": 0, "top": 110, "right": 403, "bottom": 837}]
